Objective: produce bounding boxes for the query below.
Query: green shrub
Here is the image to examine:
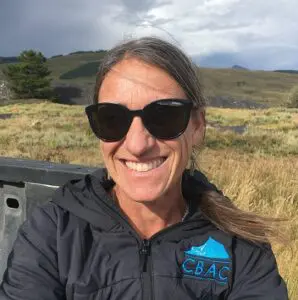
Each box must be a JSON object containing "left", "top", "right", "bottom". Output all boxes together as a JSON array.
[{"left": 3, "top": 50, "right": 52, "bottom": 99}]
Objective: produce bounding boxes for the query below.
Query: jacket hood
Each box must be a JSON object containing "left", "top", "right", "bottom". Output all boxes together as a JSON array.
[{"left": 52, "top": 168, "right": 221, "bottom": 230}]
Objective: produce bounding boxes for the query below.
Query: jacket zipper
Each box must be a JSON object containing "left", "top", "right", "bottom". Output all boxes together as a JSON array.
[
  {"left": 140, "top": 239, "right": 153, "bottom": 300},
  {"left": 140, "top": 239, "right": 151, "bottom": 272}
]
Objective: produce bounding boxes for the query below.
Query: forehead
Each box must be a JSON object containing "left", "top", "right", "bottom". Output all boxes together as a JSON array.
[{"left": 98, "top": 58, "right": 186, "bottom": 108}]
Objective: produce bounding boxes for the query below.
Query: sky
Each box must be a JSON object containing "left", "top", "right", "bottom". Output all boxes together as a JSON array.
[{"left": 1, "top": 0, "right": 298, "bottom": 70}]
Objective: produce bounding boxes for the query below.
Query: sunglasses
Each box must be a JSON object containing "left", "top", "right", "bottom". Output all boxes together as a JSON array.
[{"left": 85, "top": 99, "right": 194, "bottom": 142}]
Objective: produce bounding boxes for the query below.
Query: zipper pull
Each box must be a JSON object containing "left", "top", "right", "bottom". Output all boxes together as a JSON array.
[{"left": 140, "top": 239, "right": 151, "bottom": 272}]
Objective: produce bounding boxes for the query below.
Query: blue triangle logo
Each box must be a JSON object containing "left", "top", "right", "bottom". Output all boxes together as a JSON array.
[{"left": 185, "top": 237, "right": 229, "bottom": 259}]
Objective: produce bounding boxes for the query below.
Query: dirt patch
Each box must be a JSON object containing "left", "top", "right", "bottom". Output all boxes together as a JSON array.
[
  {"left": 207, "top": 121, "right": 247, "bottom": 134},
  {"left": 207, "top": 96, "right": 268, "bottom": 109}
]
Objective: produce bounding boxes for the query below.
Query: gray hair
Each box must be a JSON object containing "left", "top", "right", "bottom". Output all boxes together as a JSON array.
[{"left": 93, "top": 36, "right": 205, "bottom": 108}]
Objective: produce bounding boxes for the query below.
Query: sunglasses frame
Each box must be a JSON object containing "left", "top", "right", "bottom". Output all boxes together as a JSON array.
[{"left": 85, "top": 99, "right": 194, "bottom": 142}]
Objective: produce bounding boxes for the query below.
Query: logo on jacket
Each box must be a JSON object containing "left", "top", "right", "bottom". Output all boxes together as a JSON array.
[{"left": 181, "top": 237, "right": 231, "bottom": 285}]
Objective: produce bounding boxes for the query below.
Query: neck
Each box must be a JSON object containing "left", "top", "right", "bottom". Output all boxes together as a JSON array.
[{"left": 112, "top": 185, "right": 187, "bottom": 239}]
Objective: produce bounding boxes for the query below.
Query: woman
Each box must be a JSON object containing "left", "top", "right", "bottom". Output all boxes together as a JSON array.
[{"left": 0, "top": 37, "right": 288, "bottom": 299}]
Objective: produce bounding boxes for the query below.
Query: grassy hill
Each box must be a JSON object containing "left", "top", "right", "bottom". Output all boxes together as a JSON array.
[
  {"left": 199, "top": 68, "right": 298, "bottom": 106},
  {"left": 1, "top": 51, "right": 298, "bottom": 107},
  {"left": 47, "top": 51, "right": 106, "bottom": 80}
]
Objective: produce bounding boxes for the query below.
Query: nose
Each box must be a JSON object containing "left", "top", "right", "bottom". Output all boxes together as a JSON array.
[{"left": 124, "top": 116, "right": 156, "bottom": 156}]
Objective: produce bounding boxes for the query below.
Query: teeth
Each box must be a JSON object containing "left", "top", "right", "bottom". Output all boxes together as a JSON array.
[{"left": 125, "top": 158, "right": 165, "bottom": 172}]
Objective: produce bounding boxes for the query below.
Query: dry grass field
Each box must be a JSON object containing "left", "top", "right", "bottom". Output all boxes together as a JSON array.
[
  {"left": 200, "top": 67, "right": 298, "bottom": 106},
  {"left": 0, "top": 101, "right": 297, "bottom": 298}
]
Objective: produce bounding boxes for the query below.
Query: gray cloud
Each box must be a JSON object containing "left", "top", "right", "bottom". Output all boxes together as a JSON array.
[
  {"left": 121, "top": 0, "right": 171, "bottom": 12},
  {"left": 184, "top": 21, "right": 254, "bottom": 32},
  {"left": 112, "top": 0, "right": 172, "bottom": 27},
  {"left": 0, "top": 0, "right": 298, "bottom": 70},
  {"left": 144, "top": 16, "right": 175, "bottom": 27},
  {"left": 196, "top": 46, "right": 298, "bottom": 70},
  {"left": 0, "top": 0, "right": 172, "bottom": 56}
]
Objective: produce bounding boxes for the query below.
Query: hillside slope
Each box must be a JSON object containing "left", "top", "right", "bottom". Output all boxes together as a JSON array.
[{"left": 1, "top": 51, "right": 298, "bottom": 107}]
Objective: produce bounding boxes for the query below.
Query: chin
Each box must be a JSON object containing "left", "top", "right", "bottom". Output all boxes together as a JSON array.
[{"left": 124, "top": 186, "right": 165, "bottom": 203}]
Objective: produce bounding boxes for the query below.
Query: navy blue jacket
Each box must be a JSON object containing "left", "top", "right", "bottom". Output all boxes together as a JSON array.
[{"left": 0, "top": 169, "right": 288, "bottom": 299}]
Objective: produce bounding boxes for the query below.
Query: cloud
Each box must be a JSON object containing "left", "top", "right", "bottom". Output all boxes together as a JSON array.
[{"left": 0, "top": 0, "right": 297, "bottom": 69}]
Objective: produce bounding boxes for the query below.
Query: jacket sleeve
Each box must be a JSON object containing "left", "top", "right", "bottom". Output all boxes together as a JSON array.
[
  {"left": 0, "top": 202, "right": 65, "bottom": 300},
  {"left": 227, "top": 240, "right": 288, "bottom": 300}
]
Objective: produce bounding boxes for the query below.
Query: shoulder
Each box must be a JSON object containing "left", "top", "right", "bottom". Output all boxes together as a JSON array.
[
  {"left": 23, "top": 201, "right": 61, "bottom": 228},
  {"left": 228, "top": 233, "right": 279, "bottom": 276},
  {"left": 233, "top": 235, "right": 272, "bottom": 253},
  {"left": 227, "top": 236, "right": 288, "bottom": 299},
  {"left": 19, "top": 201, "right": 66, "bottom": 240}
]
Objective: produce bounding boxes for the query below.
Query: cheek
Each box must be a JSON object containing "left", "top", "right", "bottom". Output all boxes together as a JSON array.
[
  {"left": 167, "top": 134, "right": 192, "bottom": 162},
  {"left": 100, "top": 141, "right": 118, "bottom": 161}
]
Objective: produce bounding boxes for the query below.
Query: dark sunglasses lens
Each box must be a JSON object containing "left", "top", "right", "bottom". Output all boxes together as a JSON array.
[
  {"left": 144, "top": 100, "right": 192, "bottom": 139},
  {"left": 87, "top": 104, "right": 130, "bottom": 141}
]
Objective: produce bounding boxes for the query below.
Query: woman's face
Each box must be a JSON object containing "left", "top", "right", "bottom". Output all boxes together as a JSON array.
[{"left": 98, "top": 58, "right": 205, "bottom": 203}]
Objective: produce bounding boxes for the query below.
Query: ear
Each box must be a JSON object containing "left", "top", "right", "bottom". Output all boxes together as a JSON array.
[{"left": 191, "top": 109, "right": 206, "bottom": 147}]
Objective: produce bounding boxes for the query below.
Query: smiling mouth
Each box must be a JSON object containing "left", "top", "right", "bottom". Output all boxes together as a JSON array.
[{"left": 123, "top": 157, "right": 167, "bottom": 172}]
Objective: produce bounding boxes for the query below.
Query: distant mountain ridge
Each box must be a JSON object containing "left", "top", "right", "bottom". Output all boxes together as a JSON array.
[
  {"left": 274, "top": 70, "right": 298, "bottom": 74},
  {"left": 50, "top": 50, "right": 107, "bottom": 59},
  {"left": 232, "top": 65, "right": 249, "bottom": 70},
  {"left": 0, "top": 50, "right": 107, "bottom": 63},
  {"left": 0, "top": 57, "right": 18, "bottom": 64}
]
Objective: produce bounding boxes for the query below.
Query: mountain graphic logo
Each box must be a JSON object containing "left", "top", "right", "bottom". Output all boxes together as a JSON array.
[
  {"left": 184, "top": 237, "right": 230, "bottom": 259},
  {"left": 181, "top": 237, "right": 231, "bottom": 284}
]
